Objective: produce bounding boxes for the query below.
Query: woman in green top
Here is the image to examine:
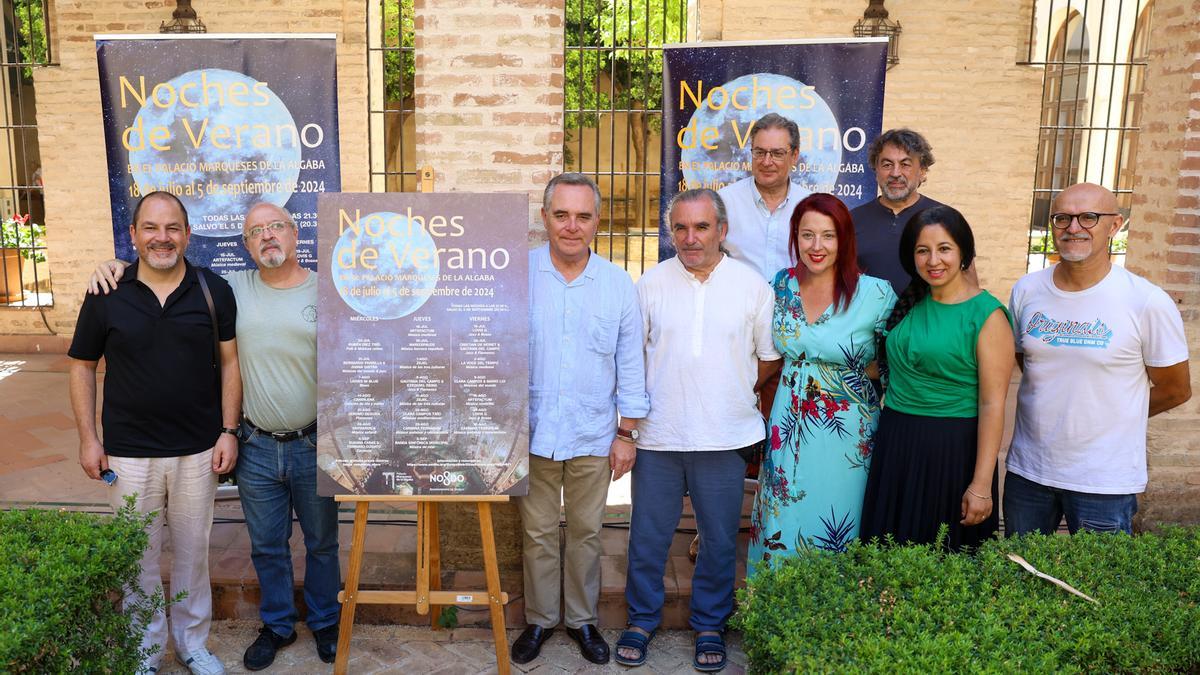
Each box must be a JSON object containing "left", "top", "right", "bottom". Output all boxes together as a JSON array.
[{"left": 859, "top": 206, "right": 1015, "bottom": 550}]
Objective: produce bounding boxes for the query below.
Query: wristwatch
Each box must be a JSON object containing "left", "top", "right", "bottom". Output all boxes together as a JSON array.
[
  {"left": 221, "top": 426, "right": 239, "bottom": 437},
  {"left": 616, "top": 427, "right": 639, "bottom": 442}
]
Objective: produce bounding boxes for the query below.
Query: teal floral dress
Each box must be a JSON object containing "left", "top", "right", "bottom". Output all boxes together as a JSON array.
[{"left": 749, "top": 271, "right": 896, "bottom": 570}]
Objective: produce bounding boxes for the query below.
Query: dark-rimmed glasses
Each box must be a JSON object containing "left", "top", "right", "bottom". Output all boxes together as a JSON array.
[{"left": 1049, "top": 212, "right": 1119, "bottom": 230}]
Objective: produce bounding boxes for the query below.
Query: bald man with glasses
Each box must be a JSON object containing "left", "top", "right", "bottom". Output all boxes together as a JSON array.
[{"left": 1004, "top": 182, "right": 1191, "bottom": 536}]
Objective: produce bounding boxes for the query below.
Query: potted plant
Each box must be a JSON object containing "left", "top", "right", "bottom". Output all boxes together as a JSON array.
[{"left": 0, "top": 213, "right": 46, "bottom": 303}]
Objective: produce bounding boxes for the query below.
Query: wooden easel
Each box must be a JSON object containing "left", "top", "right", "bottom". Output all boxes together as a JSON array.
[
  {"left": 333, "top": 167, "right": 511, "bottom": 674},
  {"left": 333, "top": 494, "right": 512, "bottom": 674}
]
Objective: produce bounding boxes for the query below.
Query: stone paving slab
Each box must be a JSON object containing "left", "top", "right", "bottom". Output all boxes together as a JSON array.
[{"left": 153, "top": 620, "right": 747, "bottom": 674}]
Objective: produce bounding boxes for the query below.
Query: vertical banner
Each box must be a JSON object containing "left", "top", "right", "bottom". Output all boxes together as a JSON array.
[
  {"left": 660, "top": 39, "right": 887, "bottom": 260},
  {"left": 315, "top": 193, "right": 529, "bottom": 497},
  {"left": 95, "top": 34, "right": 340, "bottom": 271}
]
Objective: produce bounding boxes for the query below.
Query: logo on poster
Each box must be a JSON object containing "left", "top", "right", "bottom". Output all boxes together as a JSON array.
[{"left": 431, "top": 471, "right": 466, "bottom": 485}]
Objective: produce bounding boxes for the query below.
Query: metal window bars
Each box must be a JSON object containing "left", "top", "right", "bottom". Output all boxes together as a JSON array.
[
  {"left": 0, "top": 0, "right": 52, "bottom": 306},
  {"left": 1022, "top": 0, "right": 1151, "bottom": 271},
  {"left": 564, "top": 0, "right": 688, "bottom": 281},
  {"left": 368, "top": 0, "right": 417, "bottom": 193}
]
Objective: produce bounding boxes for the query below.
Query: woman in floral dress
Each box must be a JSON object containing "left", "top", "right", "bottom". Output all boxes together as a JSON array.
[{"left": 748, "top": 193, "right": 896, "bottom": 570}]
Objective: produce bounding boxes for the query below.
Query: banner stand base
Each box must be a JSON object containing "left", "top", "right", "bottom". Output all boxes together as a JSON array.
[{"left": 332, "top": 494, "right": 512, "bottom": 675}]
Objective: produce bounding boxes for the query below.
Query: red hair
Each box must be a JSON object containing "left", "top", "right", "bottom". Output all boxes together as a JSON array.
[{"left": 788, "top": 193, "right": 861, "bottom": 311}]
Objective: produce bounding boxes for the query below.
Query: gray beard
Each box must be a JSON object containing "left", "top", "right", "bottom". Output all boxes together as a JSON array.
[{"left": 259, "top": 250, "right": 286, "bottom": 268}]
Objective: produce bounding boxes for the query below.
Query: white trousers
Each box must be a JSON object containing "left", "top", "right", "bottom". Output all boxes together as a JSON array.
[{"left": 108, "top": 450, "right": 217, "bottom": 659}]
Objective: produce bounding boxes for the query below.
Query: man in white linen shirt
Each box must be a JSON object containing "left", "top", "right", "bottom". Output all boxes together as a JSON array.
[{"left": 615, "top": 189, "right": 781, "bottom": 671}]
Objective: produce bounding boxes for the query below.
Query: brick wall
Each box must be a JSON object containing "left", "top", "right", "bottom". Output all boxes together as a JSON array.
[
  {"left": 413, "top": 0, "right": 563, "bottom": 242},
  {"left": 1, "top": 0, "right": 367, "bottom": 337},
  {"left": 707, "top": 0, "right": 1042, "bottom": 301},
  {"left": 1127, "top": 0, "right": 1200, "bottom": 526}
]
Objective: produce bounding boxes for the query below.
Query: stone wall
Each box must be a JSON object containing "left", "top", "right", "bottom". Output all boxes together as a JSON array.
[{"left": 1127, "top": 0, "right": 1200, "bottom": 526}]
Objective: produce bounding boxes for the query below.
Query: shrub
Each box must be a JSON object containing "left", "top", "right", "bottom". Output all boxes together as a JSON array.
[
  {"left": 0, "top": 499, "right": 164, "bottom": 672},
  {"left": 735, "top": 528, "right": 1200, "bottom": 673}
]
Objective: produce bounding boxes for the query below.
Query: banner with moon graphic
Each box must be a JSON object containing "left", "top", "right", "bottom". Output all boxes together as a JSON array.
[
  {"left": 315, "top": 193, "right": 529, "bottom": 497},
  {"left": 95, "top": 34, "right": 340, "bottom": 271},
  {"left": 660, "top": 39, "right": 888, "bottom": 260}
]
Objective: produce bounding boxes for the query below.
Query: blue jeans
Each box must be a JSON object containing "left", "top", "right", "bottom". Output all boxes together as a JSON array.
[
  {"left": 237, "top": 422, "right": 341, "bottom": 635},
  {"left": 625, "top": 449, "right": 747, "bottom": 633},
  {"left": 1002, "top": 471, "right": 1138, "bottom": 536}
]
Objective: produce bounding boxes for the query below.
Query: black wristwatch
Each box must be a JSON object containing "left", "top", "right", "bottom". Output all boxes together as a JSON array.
[{"left": 221, "top": 426, "right": 239, "bottom": 437}]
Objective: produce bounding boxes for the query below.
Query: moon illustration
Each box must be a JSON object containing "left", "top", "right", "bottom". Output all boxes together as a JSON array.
[
  {"left": 332, "top": 211, "right": 440, "bottom": 319},
  {"left": 680, "top": 73, "right": 843, "bottom": 193},
  {"left": 127, "top": 68, "right": 301, "bottom": 237}
]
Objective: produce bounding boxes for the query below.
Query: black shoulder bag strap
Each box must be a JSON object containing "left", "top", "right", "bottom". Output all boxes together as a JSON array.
[{"left": 195, "top": 270, "right": 221, "bottom": 381}]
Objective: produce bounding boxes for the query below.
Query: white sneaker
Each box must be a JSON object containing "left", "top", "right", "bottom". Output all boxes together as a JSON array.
[{"left": 177, "top": 647, "right": 226, "bottom": 675}]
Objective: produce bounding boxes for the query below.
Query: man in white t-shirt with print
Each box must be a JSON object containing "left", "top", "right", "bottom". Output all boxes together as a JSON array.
[
  {"left": 615, "top": 189, "right": 781, "bottom": 671},
  {"left": 1005, "top": 182, "right": 1191, "bottom": 535}
]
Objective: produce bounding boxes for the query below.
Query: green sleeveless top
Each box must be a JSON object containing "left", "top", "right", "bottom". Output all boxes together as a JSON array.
[{"left": 884, "top": 290, "right": 1009, "bottom": 418}]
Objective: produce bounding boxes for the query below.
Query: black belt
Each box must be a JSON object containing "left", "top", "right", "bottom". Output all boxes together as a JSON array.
[{"left": 245, "top": 418, "right": 317, "bottom": 442}]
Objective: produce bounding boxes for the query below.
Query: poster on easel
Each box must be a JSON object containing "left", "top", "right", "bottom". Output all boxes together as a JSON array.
[
  {"left": 660, "top": 38, "right": 888, "bottom": 260},
  {"left": 95, "top": 33, "right": 340, "bottom": 271},
  {"left": 315, "top": 193, "right": 529, "bottom": 497}
]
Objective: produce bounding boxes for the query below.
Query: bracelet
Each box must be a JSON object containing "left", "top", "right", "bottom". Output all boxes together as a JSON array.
[
  {"left": 965, "top": 487, "right": 992, "bottom": 500},
  {"left": 221, "top": 426, "right": 239, "bottom": 436}
]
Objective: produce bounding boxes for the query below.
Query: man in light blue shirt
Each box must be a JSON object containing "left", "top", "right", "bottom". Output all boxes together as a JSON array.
[
  {"left": 512, "top": 173, "right": 649, "bottom": 667},
  {"left": 718, "top": 112, "right": 806, "bottom": 281}
]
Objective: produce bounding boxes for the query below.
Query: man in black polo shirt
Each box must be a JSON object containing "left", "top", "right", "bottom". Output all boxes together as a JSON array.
[
  {"left": 68, "top": 191, "right": 241, "bottom": 675},
  {"left": 850, "top": 128, "right": 947, "bottom": 295}
]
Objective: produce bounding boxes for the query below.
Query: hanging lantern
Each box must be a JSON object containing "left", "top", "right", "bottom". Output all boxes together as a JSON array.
[
  {"left": 160, "top": 0, "right": 207, "bottom": 34},
  {"left": 853, "top": 0, "right": 901, "bottom": 68}
]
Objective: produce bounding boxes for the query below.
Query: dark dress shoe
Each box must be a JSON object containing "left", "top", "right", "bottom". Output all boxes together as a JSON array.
[
  {"left": 566, "top": 624, "right": 610, "bottom": 664},
  {"left": 511, "top": 625, "right": 554, "bottom": 664}
]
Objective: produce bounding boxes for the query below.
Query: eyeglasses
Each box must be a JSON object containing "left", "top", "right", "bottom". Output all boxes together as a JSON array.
[
  {"left": 1049, "top": 212, "right": 1119, "bottom": 230},
  {"left": 751, "top": 148, "right": 792, "bottom": 161},
  {"left": 245, "top": 221, "right": 293, "bottom": 239}
]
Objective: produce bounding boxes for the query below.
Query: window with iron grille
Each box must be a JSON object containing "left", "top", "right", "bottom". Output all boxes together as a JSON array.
[
  {"left": 1024, "top": 0, "right": 1151, "bottom": 271},
  {"left": 368, "top": 0, "right": 416, "bottom": 193},
  {"left": 0, "top": 0, "right": 51, "bottom": 307},
  {"left": 564, "top": 0, "right": 688, "bottom": 281}
]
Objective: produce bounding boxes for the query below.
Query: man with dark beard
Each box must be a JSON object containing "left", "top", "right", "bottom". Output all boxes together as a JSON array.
[
  {"left": 850, "top": 128, "right": 946, "bottom": 294},
  {"left": 71, "top": 191, "right": 241, "bottom": 675}
]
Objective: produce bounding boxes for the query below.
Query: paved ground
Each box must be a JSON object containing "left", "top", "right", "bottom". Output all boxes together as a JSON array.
[{"left": 154, "top": 620, "right": 748, "bottom": 674}]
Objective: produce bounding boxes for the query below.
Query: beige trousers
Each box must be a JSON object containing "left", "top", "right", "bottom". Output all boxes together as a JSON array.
[
  {"left": 517, "top": 453, "right": 610, "bottom": 628},
  {"left": 108, "top": 450, "right": 218, "bottom": 663}
]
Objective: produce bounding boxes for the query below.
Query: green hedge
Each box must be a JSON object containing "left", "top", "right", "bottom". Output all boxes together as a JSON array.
[
  {"left": 735, "top": 528, "right": 1200, "bottom": 673},
  {"left": 0, "top": 500, "right": 160, "bottom": 673}
]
